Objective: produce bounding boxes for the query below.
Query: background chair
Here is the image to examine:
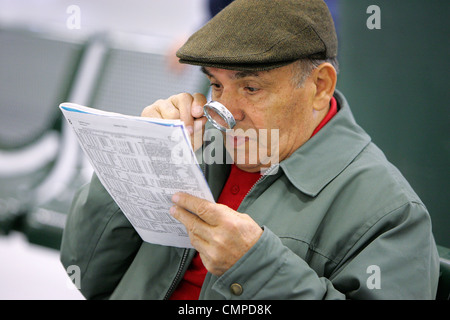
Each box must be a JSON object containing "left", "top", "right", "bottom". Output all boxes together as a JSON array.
[
  {"left": 0, "top": 28, "right": 84, "bottom": 239},
  {"left": 437, "top": 245, "right": 450, "bottom": 300},
  {"left": 20, "top": 31, "right": 208, "bottom": 249}
]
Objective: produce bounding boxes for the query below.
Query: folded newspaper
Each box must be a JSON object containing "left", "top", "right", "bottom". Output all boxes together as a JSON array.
[{"left": 60, "top": 103, "right": 214, "bottom": 248}]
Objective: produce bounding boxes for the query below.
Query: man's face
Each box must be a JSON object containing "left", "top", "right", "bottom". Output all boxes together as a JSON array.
[{"left": 203, "top": 65, "right": 317, "bottom": 173}]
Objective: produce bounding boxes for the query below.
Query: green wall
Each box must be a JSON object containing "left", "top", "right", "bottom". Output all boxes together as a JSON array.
[{"left": 336, "top": 0, "right": 449, "bottom": 246}]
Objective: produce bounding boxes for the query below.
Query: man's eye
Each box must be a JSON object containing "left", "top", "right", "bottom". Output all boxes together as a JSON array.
[
  {"left": 209, "top": 83, "right": 221, "bottom": 89},
  {"left": 245, "top": 86, "right": 259, "bottom": 93}
]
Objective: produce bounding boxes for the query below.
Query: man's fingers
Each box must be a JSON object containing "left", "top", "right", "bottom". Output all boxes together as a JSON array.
[
  {"left": 141, "top": 93, "right": 207, "bottom": 150},
  {"left": 141, "top": 100, "right": 164, "bottom": 118},
  {"left": 170, "top": 93, "right": 196, "bottom": 132},
  {"left": 170, "top": 192, "right": 264, "bottom": 276},
  {"left": 171, "top": 192, "right": 224, "bottom": 226},
  {"left": 141, "top": 99, "right": 183, "bottom": 121},
  {"left": 191, "top": 93, "right": 207, "bottom": 118},
  {"left": 170, "top": 204, "right": 212, "bottom": 246},
  {"left": 170, "top": 205, "right": 200, "bottom": 233}
]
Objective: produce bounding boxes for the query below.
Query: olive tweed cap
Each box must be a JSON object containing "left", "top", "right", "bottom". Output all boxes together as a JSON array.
[{"left": 176, "top": 0, "right": 338, "bottom": 71}]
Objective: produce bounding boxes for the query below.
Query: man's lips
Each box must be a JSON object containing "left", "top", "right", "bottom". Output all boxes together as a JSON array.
[{"left": 226, "top": 134, "right": 250, "bottom": 147}]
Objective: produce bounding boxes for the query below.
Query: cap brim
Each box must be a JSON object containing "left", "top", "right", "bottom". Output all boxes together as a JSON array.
[{"left": 178, "top": 58, "right": 297, "bottom": 72}]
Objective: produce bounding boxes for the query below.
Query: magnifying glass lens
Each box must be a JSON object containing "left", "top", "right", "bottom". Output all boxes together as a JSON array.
[
  {"left": 203, "top": 101, "right": 236, "bottom": 132},
  {"left": 206, "top": 107, "right": 230, "bottom": 129}
]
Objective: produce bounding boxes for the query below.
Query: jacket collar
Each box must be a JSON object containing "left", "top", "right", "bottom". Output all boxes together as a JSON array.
[{"left": 279, "top": 90, "right": 371, "bottom": 197}]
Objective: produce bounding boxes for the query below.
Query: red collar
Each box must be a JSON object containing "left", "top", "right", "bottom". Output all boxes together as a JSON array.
[{"left": 311, "top": 96, "right": 338, "bottom": 137}]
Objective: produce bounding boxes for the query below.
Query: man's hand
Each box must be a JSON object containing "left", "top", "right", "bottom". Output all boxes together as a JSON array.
[
  {"left": 141, "top": 93, "right": 207, "bottom": 150},
  {"left": 170, "top": 192, "right": 263, "bottom": 276}
]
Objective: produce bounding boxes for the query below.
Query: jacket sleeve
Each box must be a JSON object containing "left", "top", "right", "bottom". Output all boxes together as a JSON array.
[
  {"left": 203, "top": 201, "right": 440, "bottom": 299},
  {"left": 60, "top": 173, "right": 142, "bottom": 299}
]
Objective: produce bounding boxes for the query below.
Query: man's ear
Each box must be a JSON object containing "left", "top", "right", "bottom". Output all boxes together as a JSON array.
[{"left": 311, "top": 63, "right": 337, "bottom": 111}]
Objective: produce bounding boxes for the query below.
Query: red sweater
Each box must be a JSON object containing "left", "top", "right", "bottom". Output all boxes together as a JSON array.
[{"left": 169, "top": 97, "right": 338, "bottom": 300}]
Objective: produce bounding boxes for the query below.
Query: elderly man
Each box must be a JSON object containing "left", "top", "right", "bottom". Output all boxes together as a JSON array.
[{"left": 60, "top": 0, "right": 439, "bottom": 299}]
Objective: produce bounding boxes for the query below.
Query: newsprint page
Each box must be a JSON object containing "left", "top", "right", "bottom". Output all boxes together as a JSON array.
[{"left": 60, "top": 103, "right": 214, "bottom": 248}]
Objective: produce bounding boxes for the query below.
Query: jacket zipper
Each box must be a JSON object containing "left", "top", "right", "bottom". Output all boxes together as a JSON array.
[
  {"left": 164, "top": 160, "right": 205, "bottom": 300},
  {"left": 201, "top": 160, "right": 207, "bottom": 178},
  {"left": 164, "top": 158, "right": 207, "bottom": 299},
  {"left": 242, "top": 164, "right": 280, "bottom": 205},
  {"left": 163, "top": 248, "right": 190, "bottom": 300}
]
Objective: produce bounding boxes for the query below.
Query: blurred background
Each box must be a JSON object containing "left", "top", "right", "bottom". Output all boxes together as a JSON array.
[{"left": 0, "top": 0, "right": 448, "bottom": 299}]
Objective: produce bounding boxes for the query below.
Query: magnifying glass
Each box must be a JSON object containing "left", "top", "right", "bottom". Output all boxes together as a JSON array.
[{"left": 203, "top": 101, "right": 236, "bottom": 132}]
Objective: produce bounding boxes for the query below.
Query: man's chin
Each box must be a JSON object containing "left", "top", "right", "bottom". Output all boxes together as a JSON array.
[{"left": 233, "top": 162, "right": 263, "bottom": 173}]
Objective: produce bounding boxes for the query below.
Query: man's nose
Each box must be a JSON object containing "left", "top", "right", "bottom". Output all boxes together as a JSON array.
[{"left": 218, "top": 92, "right": 244, "bottom": 122}]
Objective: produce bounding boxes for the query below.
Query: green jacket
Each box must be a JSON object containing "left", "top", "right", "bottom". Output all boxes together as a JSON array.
[{"left": 60, "top": 91, "right": 439, "bottom": 299}]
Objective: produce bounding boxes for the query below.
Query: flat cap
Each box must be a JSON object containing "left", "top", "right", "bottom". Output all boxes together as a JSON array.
[{"left": 176, "top": 0, "right": 338, "bottom": 71}]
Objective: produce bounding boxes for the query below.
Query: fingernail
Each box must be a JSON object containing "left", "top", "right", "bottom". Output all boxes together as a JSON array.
[
  {"left": 172, "top": 193, "right": 179, "bottom": 203},
  {"left": 169, "top": 206, "right": 176, "bottom": 216},
  {"left": 186, "top": 126, "right": 194, "bottom": 135}
]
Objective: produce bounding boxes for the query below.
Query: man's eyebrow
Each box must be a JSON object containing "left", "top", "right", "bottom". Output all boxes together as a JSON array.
[
  {"left": 200, "top": 66, "right": 213, "bottom": 78},
  {"left": 200, "top": 67, "right": 261, "bottom": 80},
  {"left": 233, "top": 70, "right": 261, "bottom": 79}
]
